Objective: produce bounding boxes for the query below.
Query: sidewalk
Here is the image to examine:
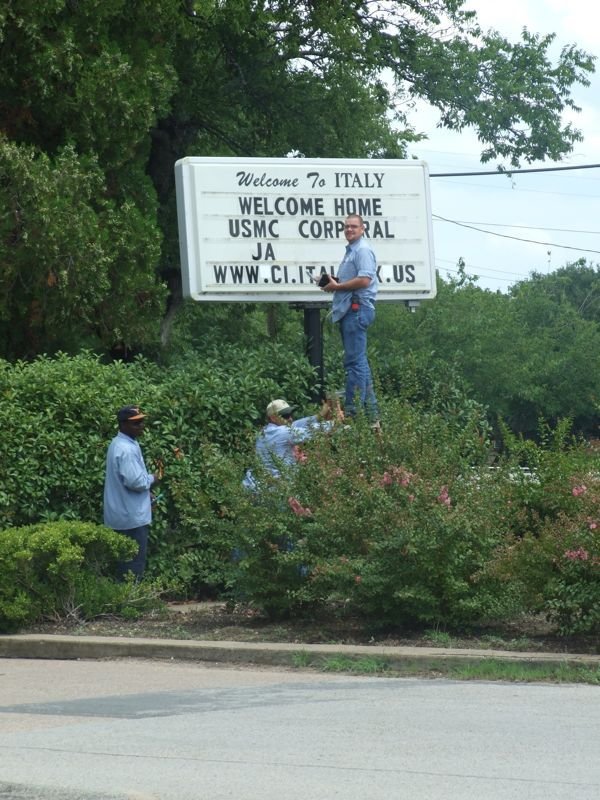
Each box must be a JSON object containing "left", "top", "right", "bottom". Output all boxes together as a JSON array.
[{"left": 1, "top": 633, "right": 598, "bottom": 671}]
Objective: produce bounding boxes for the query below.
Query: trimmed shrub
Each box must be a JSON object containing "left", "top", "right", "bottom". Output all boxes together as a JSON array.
[
  {"left": 149, "top": 442, "right": 248, "bottom": 598},
  {"left": 0, "top": 352, "right": 160, "bottom": 529},
  {"left": 0, "top": 520, "right": 142, "bottom": 631},
  {"left": 2, "top": 351, "right": 597, "bottom": 633}
]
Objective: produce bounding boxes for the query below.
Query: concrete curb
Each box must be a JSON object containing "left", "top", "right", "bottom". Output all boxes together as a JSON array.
[{"left": 1, "top": 634, "right": 599, "bottom": 672}]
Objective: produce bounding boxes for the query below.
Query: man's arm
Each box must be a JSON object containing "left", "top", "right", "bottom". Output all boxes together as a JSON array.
[
  {"left": 321, "top": 243, "right": 375, "bottom": 293},
  {"left": 119, "top": 450, "right": 155, "bottom": 492}
]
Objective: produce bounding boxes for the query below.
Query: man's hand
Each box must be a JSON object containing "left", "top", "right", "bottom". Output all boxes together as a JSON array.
[
  {"left": 318, "top": 400, "right": 331, "bottom": 420},
  {"left": 331, "top": 398, "right": 345, "bottom": 422},
  {"left": 318, "top": 397, "right": 344, "bottom": 423},
  {"left": 322, "top": 276, "right": 339, "bottom": 293}
]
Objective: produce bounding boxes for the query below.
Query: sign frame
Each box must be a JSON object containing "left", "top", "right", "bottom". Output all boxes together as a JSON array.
[{"left": 175, "top": 156, "right": 436, "bottom": 303}]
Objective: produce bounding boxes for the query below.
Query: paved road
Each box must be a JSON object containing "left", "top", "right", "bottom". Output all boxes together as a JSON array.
[{"left": 0, "top": 658, "right": 598, "bottom": 800}]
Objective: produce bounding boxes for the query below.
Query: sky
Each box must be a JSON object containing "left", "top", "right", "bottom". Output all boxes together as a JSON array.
[{"left": 405, "top": 0, "right": 600, "bottom": 292}]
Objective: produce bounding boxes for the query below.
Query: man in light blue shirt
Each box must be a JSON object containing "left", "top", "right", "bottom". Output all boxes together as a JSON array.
[
  {"left": 256, "top": 398, "right": 333, "bottom": 477},
  {"left": 242, "top": 398, "right": 338, "bottom": 490},
  {"left": 103, "top": 405, "right": 160, "bottom": 580},
  {"left": 319, "top": 214, "right": 379, "bottom": 419}
]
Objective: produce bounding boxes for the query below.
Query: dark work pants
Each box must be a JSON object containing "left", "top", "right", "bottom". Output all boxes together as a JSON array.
[{"left": 115, "top": 525, "right": 149, "bottom": 581}]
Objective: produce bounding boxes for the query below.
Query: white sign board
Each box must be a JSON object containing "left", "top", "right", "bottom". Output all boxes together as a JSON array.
[{"left": 175, "top": 157, "right": 436, "bottom": 303}]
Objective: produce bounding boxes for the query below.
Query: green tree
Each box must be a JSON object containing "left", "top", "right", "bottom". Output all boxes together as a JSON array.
[
  {"left": 507, "top": 268, "right": 600, "bottom": 435},
  {"left": 0, "top": 0, "right": 179, "bottom": 359},
  {"left": 0, "top": 1, "right": 594, "bottom": 358},
  {"left": 0, "top": 139, "right": 166, "bottom": 358},
  {"left": 385, "top": 269, "right": 600, "bottom": 437},
  {"left": 512, "top": 260, "right": 600, "bottom": 323}
]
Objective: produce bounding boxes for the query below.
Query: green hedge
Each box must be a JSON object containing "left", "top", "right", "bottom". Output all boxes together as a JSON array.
[
  {"left": 228, "top": 406, "right": 599, "bottom": 635},
  {"left": 0, "top": 347, "right": 316, "bottom": 594},
  {"left": 1, "top": 352, "right": 597, "bottom": 635}
]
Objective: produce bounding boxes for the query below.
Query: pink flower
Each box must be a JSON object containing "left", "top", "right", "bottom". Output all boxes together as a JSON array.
[
  {"left": 380, "top": 466, "right": 413, "bottom": 488},
  {"left": 292, "top": 445, "right": 307, "bottom": 463},
  {"left": 589, "top": 521, "right": 598, "bottom": 531},
  {"left": 564, "top": 548, "right": 589, "bottom": 561},
  {"left": 391, "top": 466, "right": 413, "bottom": 486},
  {"left": 437, "top": 485, "right": 451, "bottom": 507},
  {"left": 287, "top": 497, "right": 312, "bottom": 517},
  {"left": 380, "top": 471, "right": 393, "bottom": 486},
  {"left": 572, "top": 485, "right": 587, "bottom": 497}
]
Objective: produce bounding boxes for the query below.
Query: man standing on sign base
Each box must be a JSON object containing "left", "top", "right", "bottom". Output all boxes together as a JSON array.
[
  {"left": 319, "top": 213, "right": 379, "bottom": 419},
  {"left": 103, "top": 405, "right": 161, "bottom": 581}
]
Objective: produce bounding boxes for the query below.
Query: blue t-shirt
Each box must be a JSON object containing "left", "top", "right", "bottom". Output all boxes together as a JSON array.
[
  {"left": 103, "top": 432, "right": 155, "bottom": 530},
  {"left": 331, "top": 236, "right": 377, "bottom": 323}
]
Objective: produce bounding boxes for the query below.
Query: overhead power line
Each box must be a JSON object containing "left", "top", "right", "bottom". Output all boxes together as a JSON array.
[
  {"left": 442, "top": 221, "right": 600, "bottom": 235},
  {"left": 436, "top": 178, "right": 600, "bottom": 199},
  {"left": 433, "top": 214, "right": 600, "bottom": 254},
  {"left": 430, "top": 163, "right": 600, "bottom": 178},
  {"left": 435, "top": 257, "right": 526, "bottom": 279},
  {"left": 440, "top": 263, "right": 515, "bottom": 284}
]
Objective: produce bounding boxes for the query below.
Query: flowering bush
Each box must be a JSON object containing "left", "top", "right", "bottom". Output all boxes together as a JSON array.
[
  {"left": 488, "top": 471, "right": 600, "bottom": 635},
  {"left": 230, "top": 406, "right": 600, "bottom": 635},
  {"left": 495, "top": 419, "right": 594, "bottom": 534},
  {"left": 2, "top": 353, "right": 597, "bottom": 634},
  {"left": 231, "top": 400, "right": 515, "bottom": 626}
]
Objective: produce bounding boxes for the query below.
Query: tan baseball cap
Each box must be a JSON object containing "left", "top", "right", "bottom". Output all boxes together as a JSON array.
[{"left": 266, "top": 399, "right": 294, "bottom": 417}]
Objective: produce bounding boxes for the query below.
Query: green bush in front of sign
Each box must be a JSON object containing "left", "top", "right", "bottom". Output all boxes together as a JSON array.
[{"left": 230, "top": 406, "right": 600, "bottom": 635}]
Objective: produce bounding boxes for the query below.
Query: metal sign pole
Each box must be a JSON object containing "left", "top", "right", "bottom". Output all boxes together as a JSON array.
[{"left": 302, "top": 305, "right": 325, "bottom": 404}]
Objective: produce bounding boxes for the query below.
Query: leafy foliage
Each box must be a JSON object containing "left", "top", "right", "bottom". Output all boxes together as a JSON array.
[
  {"left": 1, "top": 352, "right": 598, "bottom": 635},
  {"left": 0, "top": 353, "right": 158, "bottom": 529},
  {"left": 0, "top": 520, "right": 143, "bottom": 631},
  {"left": 0, "top": 347, "right": 317, "bottom": 595},
  {"left": 230, "top": 409, "right": 599, "bottom": 635},
  {"left": 0, "top": 2, "right": 595, "bottom": 357},
  {"left": 485, "top": 437, "right": 600, "bottom": 635},
  {"left": 377, "top": 266, "right": 600, "bottom": 438},
  {"left": 0, "top": 139, "right": 165, "bottom": 359},
  {"left": 231, "top": 400, "right": 513, "bottom": 625}
]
